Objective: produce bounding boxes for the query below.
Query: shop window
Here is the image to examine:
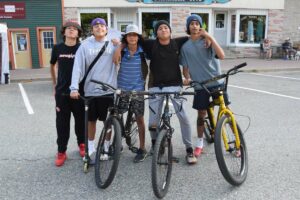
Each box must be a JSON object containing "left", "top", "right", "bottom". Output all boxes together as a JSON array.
[
  {"left": 230, "top": 15, "right": 236, "bottom": 43},
  {"left": 216, "top": 13, "right": 225, "bottom": 29},
  {"left": 80, "top": 13, "right": 108, "bottom": 39},
  {"left": 142, "top": 12, "right": 170, "bottom": 39},
  {"left": 42, "top": 32, "right": 54, "bottom": 49},
  {"left": 191, "top": 13, "right": 209, "bottom": 31},
  {"left": 239, "top": 15, "right": 266, "bottom": 44}
]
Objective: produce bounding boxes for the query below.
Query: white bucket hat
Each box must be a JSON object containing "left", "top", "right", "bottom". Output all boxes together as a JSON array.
[{"left": 125, "top": 24, "right": 140, "bottom": 35}]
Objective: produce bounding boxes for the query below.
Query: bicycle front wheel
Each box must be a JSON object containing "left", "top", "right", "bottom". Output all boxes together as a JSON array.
[
  {"left": 95, "top": 117, "right": 122, "bottom": 189},
  {"left": 214, "top": 115, "right": 248, "bottom": 186},
  {"left": 151, "top": 129, "right": 173, "bottom": 199},
  {"left": 124, "top": 111, "right": 139, "bottom": 149},
  {"left": 204, "top": 118, "right": 214, "bottom": 143}
]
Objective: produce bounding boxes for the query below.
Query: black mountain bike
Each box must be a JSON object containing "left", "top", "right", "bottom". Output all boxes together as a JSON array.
[
  {"left": 90, "top": 79, "right": 148, "bottom": 189},
  {"left": 149, "top": 90, "right": 195, "bottom": 199}
]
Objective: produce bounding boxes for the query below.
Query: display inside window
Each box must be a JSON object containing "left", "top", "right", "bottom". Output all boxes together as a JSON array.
[
  {"left": 216, "top": 13, "right": 225, "bottom": 29},
  {"left": 239, "top": 15, "right": 266, "bottom": 44},
  {"left": 142, "top": 13, "right": 170, "bottom": 39},
  {"left": 191, "top": 13, "right": 209, "bottom": 31},
  {"left": 16, "top": 34, "right": 27, "bottom": 51}
]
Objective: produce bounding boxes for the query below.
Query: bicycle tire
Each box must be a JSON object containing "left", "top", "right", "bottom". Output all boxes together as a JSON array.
[
  {"left": 124, "top": 111, "right": 139, "bottom": 148},
  {"left": 95, "top": 116, "right": 122, "bottom": 189},
  {"left": 214, "top": 115, "right": 248, "bottom": 186},
  {"left": 151, "top": 129, "right": 173, "bottom": 199},
  {"left": 204, "top": 119, "right": 214, "bottom": 143}
]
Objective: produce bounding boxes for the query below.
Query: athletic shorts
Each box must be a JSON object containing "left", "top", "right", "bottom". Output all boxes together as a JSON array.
[
  {"left": 193, "top": 85, "right": 230, "bottom": 110},
  {"left": 88, "top": 94, "right": 114, "bottom": 121},
  {"left": 118, "top": 95, "right": 144, "bottom": 117}
]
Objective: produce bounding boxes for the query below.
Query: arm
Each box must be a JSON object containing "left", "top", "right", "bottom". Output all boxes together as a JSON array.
[
  {"left": 182, "top": 67, "right": 192, "bottom": 85},
  {"left": 174, "top": 36, "right": 189, "bottom": 50},
  {"left": 70, "top": 46, "right": 86, "bottom": 99},
  {"left": 113, "top": 44, "right": 125, "bottom": 65},
  {"left": 142, "top": 39, "right": 155, "bottom": 59},
  {"left": 179, "top": 48, "right": 192, "bottom": 85},
  {"left": 199, "top": 28, "right": 225, "bottom": 60},
  {"left": 49, "top": 45, "right": 57, "bottom": 96},
  {"left": 50, "top": 64, "right": 57, "bottom": 95}
]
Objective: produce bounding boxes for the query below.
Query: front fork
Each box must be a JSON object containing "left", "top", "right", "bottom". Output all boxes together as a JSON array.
[{"left": 217, "top": 95, "right": 241, "bottom": 151}]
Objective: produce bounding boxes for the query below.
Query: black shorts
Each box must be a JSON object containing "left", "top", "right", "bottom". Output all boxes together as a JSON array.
[
  {"left": 88, "top": 94, "right": 114, "bottom": 121},
  {"left": 193, "top": 85, "right": 230, "bottom": 110}
]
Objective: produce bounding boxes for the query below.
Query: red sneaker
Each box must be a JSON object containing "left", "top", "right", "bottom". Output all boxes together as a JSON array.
[
  {"left": 55, "top": 152, "right": 67, "bottom": 167},
  {"left": 194, "top": 147, "right": 203, "bottom": 157},
  {"left": 79, "top": 143, "right": 85, "bottom": 157}
]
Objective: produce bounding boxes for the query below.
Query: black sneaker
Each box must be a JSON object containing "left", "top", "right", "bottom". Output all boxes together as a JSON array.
[{"left": 134, "top": 149, "right": 147, "bottom": 163}]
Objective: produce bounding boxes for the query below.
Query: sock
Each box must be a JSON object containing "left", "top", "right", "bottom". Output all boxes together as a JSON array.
[
  {"left": 195, "top": 137, "right": 203, "bottom": 148},
  {"left": 88, "top": 140, "right": 95, "bottom": 156}
]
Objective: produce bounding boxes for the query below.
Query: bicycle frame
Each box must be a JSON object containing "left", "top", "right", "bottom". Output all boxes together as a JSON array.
[
  {"left": 196, "top": 63, "right": 247, "bottom": 151},
  {"left": 158, "top": 94, "right": 174, "bottom": 138}
]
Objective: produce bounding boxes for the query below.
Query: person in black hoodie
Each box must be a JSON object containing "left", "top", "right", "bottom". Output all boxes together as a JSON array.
[{"left": 50, "top": 21, "right": 85, "bottom": 167}]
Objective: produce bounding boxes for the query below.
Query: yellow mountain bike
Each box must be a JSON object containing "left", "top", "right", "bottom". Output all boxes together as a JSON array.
[{"left": 191, "top": 62, "right": 248, "bottom": 186}]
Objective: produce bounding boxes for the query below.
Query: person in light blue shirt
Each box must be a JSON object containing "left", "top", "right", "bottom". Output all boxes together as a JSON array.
[
  {"left": 117, "top": 24, "right": 149, "bottom": 162},
  {"left": 180, "top": 14, "right": 226, "bottom": 158}
]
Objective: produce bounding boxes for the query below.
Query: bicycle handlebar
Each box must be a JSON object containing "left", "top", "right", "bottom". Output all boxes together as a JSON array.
[
  {"left": 190, "top": 62, "right": 247, "bottom": 87},
  {"left": 91, "top": 79, "right": 195, "bottom": 96}
]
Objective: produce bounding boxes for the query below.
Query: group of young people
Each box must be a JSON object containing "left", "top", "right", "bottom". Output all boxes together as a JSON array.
[{"left": 50, "top": 14, "right": 225, "bottom": 167}]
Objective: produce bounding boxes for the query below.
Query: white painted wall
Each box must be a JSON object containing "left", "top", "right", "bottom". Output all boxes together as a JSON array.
[{"left": 64, "top": 0, "right": 285, "bottom": 10}]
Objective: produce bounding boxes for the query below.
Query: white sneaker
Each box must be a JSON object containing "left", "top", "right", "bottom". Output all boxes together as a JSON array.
[
  {"left": 100, "top": 153, "right": 109, "bottom": 161},
  {"left": 89, "top": 151, "right": 96, "bottom": 165}
]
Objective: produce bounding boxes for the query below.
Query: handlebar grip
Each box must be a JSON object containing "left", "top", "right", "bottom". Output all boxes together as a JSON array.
[{"left": 233, "top": 62, "right": 247, "bottom": 71}]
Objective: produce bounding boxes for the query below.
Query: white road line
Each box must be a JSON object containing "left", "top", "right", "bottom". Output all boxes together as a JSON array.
[
  {"left": 18, "top": 83, "right": 34, "bottom": 114},
  {"left": 229, "top": 84, "right": 300, "bottom": 100},
  {"left": 245, "top": 72, "right": 300, "bottom": 81}
]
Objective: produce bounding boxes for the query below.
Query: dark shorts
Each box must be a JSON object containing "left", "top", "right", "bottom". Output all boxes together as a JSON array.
[
  {"left": 193, "top": 85, "right": 230, "bottom": 110},
  {"left": 88, "top": 94, "right": 114, "bottom": 121},
  {"left": 118, "top": 95, "right": 144, "bottom": 117}
]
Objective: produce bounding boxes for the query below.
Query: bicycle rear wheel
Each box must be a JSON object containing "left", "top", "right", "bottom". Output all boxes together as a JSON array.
[
  {"left": 95, "top": 117, "right": 122, "bottom": 189},
  {"left": 151, "top": 130, "right": 173, "bottom": 199},
  {"left": 214, "top": 115, "right": 248, "bottom": 186}
]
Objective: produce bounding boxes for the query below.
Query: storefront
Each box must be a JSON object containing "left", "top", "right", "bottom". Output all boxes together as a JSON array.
[
  {"left": 0, "top": 0, "right": 63, "bottom": 69},
  {"left": 64, "top": 0, "right": 289, "bottom": 57}
]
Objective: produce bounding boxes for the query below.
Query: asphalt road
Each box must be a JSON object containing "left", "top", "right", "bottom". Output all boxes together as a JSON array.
[{"left": 0, "top": 70, "right": 300, "bottom": 200}]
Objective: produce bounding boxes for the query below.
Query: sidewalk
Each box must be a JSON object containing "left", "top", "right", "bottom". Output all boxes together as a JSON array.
[{"left": 8, "top": 58, "right": 300, "bottom": 83}]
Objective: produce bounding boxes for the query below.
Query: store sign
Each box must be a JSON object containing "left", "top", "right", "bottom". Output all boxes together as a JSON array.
[
  {"left": 152, "top": 0, "right": 205, "bottom": 2},
  {"left": 0, "top": 2, "right": 26, "bottom": 19}
]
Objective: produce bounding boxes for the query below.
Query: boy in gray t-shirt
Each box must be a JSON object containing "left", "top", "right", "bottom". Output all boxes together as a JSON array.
[{"left": 180, "top": 14, "right": 225, "bottom": 158}]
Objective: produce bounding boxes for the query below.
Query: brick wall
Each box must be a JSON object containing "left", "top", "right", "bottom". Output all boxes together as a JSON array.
[
  {"left": 171, "top": 7, "right": 190, "bottom": 37},
  {"left": 64, "top": 8, "right": 79, "bottom": 22},
  {"left": 283, "top": 0, "right": 300, "bottom": 43}
]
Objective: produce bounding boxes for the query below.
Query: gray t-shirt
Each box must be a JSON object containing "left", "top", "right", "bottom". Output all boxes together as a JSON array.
[
  {"left": 70, "top": 36, "right": 117, "bottom": 96},
  {"left": 180, "top": 38, "right": 223, "bottom": 90}
]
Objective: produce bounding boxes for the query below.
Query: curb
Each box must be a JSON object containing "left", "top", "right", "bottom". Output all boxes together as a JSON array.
[{"left": 10, "top": 78, "right": 52, "bottom": 83}]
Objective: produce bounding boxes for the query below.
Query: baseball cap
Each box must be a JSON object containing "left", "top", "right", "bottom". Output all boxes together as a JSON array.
[
  {"left": 125, "top": 24, "right": 140, "bottom": 35},
  {"left": 91, "top": 18, "right": 107, "bottom": 26}
]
